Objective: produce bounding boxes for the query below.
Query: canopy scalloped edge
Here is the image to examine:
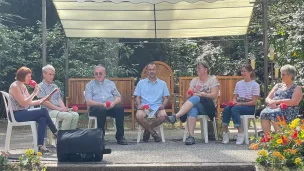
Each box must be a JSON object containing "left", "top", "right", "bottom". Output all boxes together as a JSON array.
[{"left": 76, "top": 0, "right": 225, "bottom": 4}]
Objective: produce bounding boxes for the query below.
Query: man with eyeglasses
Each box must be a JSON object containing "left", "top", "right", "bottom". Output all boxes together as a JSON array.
[
  {"left": 85, "top": 65, "right": 127, "bottom": 145},
  {"left": 38, "top": 64, "right": 79, "bottom": 130}
]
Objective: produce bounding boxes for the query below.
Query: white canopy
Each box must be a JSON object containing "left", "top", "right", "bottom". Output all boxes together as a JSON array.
[{"left": 52, "top": 0, "right": 255, "bottom": 38}]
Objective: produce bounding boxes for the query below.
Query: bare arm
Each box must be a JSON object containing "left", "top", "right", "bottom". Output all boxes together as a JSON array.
[
  {"left": 265, "top": 84, "right": 278, "bottom": 104},
  {"left": 162, "top": 96, "right": 169, "bottom": 106},
  {"left": 42, "top": 100, "right": 61, "bottom": 111},
  {"left": 112, "top": 96, "right": 121, "bottom": 106},
  {"left": 10, "top": 85, "right": 38, "bottom": 107},
  {"left": 271, "top": 86, "right": 303, "bottom": 106},
  {"left": 236, "top": 95, "right": 259, "bottom": 106},
  {"left": 232, "top": 94, "right": 238, "bottom": 103},
  {"left": 186, "top": 87, "right": 194, "bottom": 99},
  {"left": 58, "top": 98, "right": 66, "bottom": 108},
  {"left": 135, "top": 96, "right": 142, "bottom": 109},
  {"left": 198, "top": 86, "right": 219, "bottom": 99}
]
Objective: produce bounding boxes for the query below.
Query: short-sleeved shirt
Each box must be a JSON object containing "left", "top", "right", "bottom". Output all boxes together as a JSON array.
[
  {"left": 37, "top": 80, "right": 61, "bottom": 111},
  {"left": 85, "top": 79, "right": 121, "bottom": 103},
  {"left": 233, "top": 80, "right": 260, "bottom": 101},
  {"left": 189, "top": 76, "right": 220, "bottom": 105},
  {"left": 134, "top": 78, "right": 170, "bottom": 111}
]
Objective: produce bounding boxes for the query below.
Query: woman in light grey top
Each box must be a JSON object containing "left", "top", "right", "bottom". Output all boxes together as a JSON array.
[{"left": 9, "top": 66, "right": 57, "bottom": 153}]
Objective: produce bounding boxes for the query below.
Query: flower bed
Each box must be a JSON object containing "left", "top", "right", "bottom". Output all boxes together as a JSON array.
[
  {"left": 250, "top": 116, "right": 304, "bottom": 169},
  {"left": 0, "top": 149, "right": 45, "bottom": 171}
]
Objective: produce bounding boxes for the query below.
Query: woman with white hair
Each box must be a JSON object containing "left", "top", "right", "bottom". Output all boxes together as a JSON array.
[{"left": 260, "top": 64, "right": 303, "bottom": 133}]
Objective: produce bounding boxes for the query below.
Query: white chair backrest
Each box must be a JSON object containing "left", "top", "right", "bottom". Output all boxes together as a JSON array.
[
  {"left": 83, "top": 91, "right": 90, "bottom": 111},
  {"left": 1, "top": 91, "right": 17, "bottom": 123}
]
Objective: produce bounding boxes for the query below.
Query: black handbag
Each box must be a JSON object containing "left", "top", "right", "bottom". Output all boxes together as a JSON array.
[{"left": 57, "top": 128, "right": 110, "bottom": 162}]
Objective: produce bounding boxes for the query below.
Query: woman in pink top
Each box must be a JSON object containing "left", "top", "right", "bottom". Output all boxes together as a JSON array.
[
  {"left": 9, "top": 66, "right": 57, "bottom": 152},
  {"left": 222, "top": 64, "right": 260, "bottom": 145}
]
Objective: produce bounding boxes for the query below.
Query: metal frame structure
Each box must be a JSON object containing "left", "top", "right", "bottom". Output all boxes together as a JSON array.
[{"left": 41, "top": 0, "right": 270, "bottom": 98}]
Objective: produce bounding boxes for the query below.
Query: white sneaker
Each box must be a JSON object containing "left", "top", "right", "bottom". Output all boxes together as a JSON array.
[
  {"left": 222, "top": 132, "right": 229, "bottom": 144},
  {"left": 236, "top": 133, "right": 245, "bottom": 145}
]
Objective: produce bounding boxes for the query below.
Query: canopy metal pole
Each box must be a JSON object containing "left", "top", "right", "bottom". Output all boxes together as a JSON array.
[
  {"left": 64, "top": 38, "right": 69, "bottom": 101},
  {"left": 42, "top": 0, "right": 47, "bottom": 66},
  {"left": 262, "top": 0, "right": 269, "bottom": 98},
  {"left": 244, "top": 34, "right": 248, "bottom": 63},
  {"left": 153, "top": 4, "right": 157, "bottom": 39}
]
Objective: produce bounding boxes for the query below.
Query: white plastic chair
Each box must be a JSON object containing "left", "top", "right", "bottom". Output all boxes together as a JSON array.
[
  {"left": 88, "top": 116, "right": 116, "bottom": 131},
  {"left": 1, "top": 91, "right": 38, "bottom": 152},
  {"left": 137, "top": 115, "right": 165, "bottom": 143},
  {"left": 240, "top": 110, "right": 258, "bottom": 144},
  {"left": 183, "top": 115, "right": 218, "bottom": 143},
  {"left": 47, "top": 118, "right": 59, "bottom": 146},
  {"left": 83, "top": 91, "right": 116, "bottom": 131}
]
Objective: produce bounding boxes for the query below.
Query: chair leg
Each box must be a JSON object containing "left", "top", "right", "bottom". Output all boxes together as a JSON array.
[
  {"left": 200, "top": 119, "right": 204, "bottom": 142},
  {"left": 213, "top": 118, "right": 219, "bottom": 141},
  {"left": 243, "top": 117, "right": 249, "bottom": 144},
  {"left": 94, "top": 118, "right": 97, "bottom": 129},
  {"left": 203, "top": 117, "right": 208, "bottom": 143},
  {"left": 137, "top": 124, "right": 142, "bottom": 143},
  {"left": 131, "top": 110, "right": 135, "bottom": 129},
  {"left": 30, "top": 123, "right": 38, "bottom": 152},
  {"left": 4, "top": 124, "right": 12, "bottom": 152},
  {"left": 183, "top": 122, "right": 188, "bottom": 142},
  {"left": 253, "top": 118, "right": 258, "bottom": 139},
  {"left": 88, "top": 118, "right": 92, "bottom": 129},
  {"left": 159, "top": 124, "right": 165, "bottom": 142}
]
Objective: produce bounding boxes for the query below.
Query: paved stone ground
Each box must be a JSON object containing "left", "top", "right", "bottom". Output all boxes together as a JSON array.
[{"left": 0, "top": 119, "right": 260, "bottom": 167}]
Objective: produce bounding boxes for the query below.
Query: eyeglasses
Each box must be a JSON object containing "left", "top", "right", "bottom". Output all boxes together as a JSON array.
[
  {"left": 94, "top": 72, "right": 103, "bottom": 76},
  {"left": 281, "top": 73, "right": 287, "bottom": 77}
]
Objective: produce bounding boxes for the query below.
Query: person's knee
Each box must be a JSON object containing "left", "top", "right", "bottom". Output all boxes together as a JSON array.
[
  {"left": 231, "top": 106, "right": 240, "bottom": 114},
  {"left": 41, "top": 108, "right": 49, "bottom": 116},
  {"left": 62, "top": 112, "right": 73, "bottom": 120},
  {"left": 72, "top": 112, "right": 79, "bottom": 119},
  {"left": 188, "top": 96, "right": 200, "bottom": 104},
  {"left": 157, "top": 111, "right": 167, "bottom": 121},
  {"left": 37, "top": 117, "right": 47, "bottom": 123},
  {"left": 187, "top": 107, "right": 198, "bottom": 118},
  {"left": 136, "top": 111, "right": 145, "bottom": 120}
]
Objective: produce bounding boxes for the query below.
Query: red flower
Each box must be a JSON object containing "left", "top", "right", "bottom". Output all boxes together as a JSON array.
[
  {"left": 263, "top": 132, "right": 271, "bottom": 142},
  {"left": 221, "top": 103, "right": 227, "bottom": 108},
  {"left": 143, "top": 104, "right": 150, "bottom": 110},
  {"left": 281, "top": 135, "right": 289, "bottom": 145},
  {"left": 280, "top": 103, "right": 288, "bottom": 109},
  {"left": 228, "top": 101, "right": 235, "bottom": 107},
  {"left": 105, "top": 101, "right": 111, "bottom": 108},
  {"left": 72, "top": 106, "right": 78, "bottom": 112},
  {"left": 187, "top": 89, "right": 194, "bottom": 96},
  {"left": 29, "top": 80, "right": 37, "bottom": 88},
  {"left": 293, "top": 130, "right": 298, "bottom": 139}
]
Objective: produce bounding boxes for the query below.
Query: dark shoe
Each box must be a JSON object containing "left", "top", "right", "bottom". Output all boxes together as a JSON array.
[
  {"left": 38, "top": 145, "right": 50, "bottom": 153},
  {"left": 143, "top": 130, "right": 150, "bottom": 142},
  {"left": 152, "top": 132, "right": 162, "bottom": 142},
  {"left": 166, "top": 114, "right": 177, "bottom": 124},
  {"left": 185, "top": 136, "right": 195, "bottom": 145},
  {"left": 117, "top": 137, "right": 128, "bottom": 145}
]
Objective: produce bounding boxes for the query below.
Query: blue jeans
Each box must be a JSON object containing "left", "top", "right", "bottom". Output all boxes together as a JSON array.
[
  {"left": 14, "top": 108, "right": 57, "bottom": 145},
  {"left": 222, "top": 106, "right": 255, "bottom": 128},
  {"left": 187, "top": 96, "right": 207, "bottom": 118}
]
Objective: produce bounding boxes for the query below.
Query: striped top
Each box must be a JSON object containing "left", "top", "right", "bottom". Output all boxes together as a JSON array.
[
  {"left": 233, "top": 80, "right": 260, "bottom": 101},
  {"left": 9, "top": 81, "right": 29, "bottom": 111}
]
